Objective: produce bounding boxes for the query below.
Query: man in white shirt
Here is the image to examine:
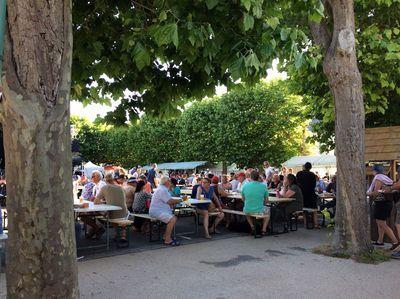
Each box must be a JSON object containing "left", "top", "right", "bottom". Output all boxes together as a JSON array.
[
  {"left": 263, "top": 161, "right": 274, "bottom": 182},
  {"left": 236, "top": 172, "right": 246, "bottom": 192},
  {"left": 149, "top": 176, "right": 182, "bottom": 246},
  {"left": 91, "top": 170, "right": 106, "bottom": 200}
]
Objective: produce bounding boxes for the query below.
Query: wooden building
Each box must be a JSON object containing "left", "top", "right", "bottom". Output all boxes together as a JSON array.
[{"left": 365, "top": 126, "right": 400, "bottom": 181}]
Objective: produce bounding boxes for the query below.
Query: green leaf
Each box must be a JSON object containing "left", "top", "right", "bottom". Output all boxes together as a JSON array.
[
  {"left": 229, "top": 56, "right": 245, "bottom": 80},
  {"left": 132, "top": 43, "right": 151, "bottom": 70},
  {"left": 384, "top": 29, "right": 392, "bottom": 39},
  {"left": 241, "top": 0, "right": 251, "bottom": 11},
  {"left": 295, "top": 52, "right": 304, "bottom": 69},
  {"left": 243, "top": 13, "right": 254, "bottom": 31},
  {"left": 266, "top": 17, "right": 280, "bottom": 30},
  {"left": 205, "top": 0, "right": 219, "bottom": 10},
  {"left": 151, "top": 23, "right": 179, "bottom": 48},
  {"left": 280, "top": 28, "right": 290, "bottom": 41},
  {"left": 159, "top": 11, "right": 167, "bottom": 21},
  {"left": 270, "top": 38, "right": 276, "bottom": 49},
  {"left": 393, "top": 28, "right": 400, "bottom": 35},
  {"left": 245, "top": 52, "right": 261, "bottom": 71}
]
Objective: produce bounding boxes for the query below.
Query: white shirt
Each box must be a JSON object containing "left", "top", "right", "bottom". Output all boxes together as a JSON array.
[
  {"left": 149, "top": 185, "right": 172, "bottom": 215},
  {"left": 230, "top": 179, "right": 239, "bottom": 192},
  {"left": 93, "top": 180, "right": 106, "bottom": 197},
  {"left": 264, "top": 167, "right": 274, "bottom": 181}
]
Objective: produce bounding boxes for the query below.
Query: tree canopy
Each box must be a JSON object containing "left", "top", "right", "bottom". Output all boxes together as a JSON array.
[
  {"left": 72, "top": 81, "right": 310, "bottom": 167},
  {"left": 286, "top": 0, "right": 400, "bottom": 151},
  {"left": 71, "top": 0, "right": 324, "bottom": 123}
]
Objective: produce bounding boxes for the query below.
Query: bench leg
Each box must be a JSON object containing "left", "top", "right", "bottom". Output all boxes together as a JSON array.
[{"left": 254, "top": 219, "right": 262, "bottom": 239}]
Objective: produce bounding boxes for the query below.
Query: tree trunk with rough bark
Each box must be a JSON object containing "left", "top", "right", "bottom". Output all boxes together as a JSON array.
[
  {"left": 1, "top": 1, "right": 79, "bottom": 297},
  {"left": 310, "top": 0, "right": 371, "bottom": 254}
]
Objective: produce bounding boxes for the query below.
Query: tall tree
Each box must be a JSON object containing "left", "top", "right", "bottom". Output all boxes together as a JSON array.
[
  {"left": 308, "top": 0, "right": 369, "bottom": 253},
  {"left": 1, "top": 0, "right": 78, "bottom": 297},
  {"left": 71, "top": 0, "right": 370, "bottom": 254}
]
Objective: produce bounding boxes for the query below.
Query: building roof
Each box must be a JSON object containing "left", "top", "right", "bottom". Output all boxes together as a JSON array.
[
  {"left": 144, "top": 161, "right": 208, "bottom": 170},
  {"left": 283, "top": 155, "right": 336, "bottom": 168},
  {"left": 365, "top": 126, "right": 400, "bottom": 161}
]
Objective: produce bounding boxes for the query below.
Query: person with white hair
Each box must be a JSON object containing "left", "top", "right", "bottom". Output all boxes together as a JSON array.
[
  {"left": 91, "top": 170, "right": 106, "bottom": 200},
  {"left": 149, "top": 176, "right": 182, "bottom": 246}
]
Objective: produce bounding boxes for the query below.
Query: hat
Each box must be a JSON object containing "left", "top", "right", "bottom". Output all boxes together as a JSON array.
[
  {"left": 211, "top": 176, "right": 219, "bottom": 184},
  {"left": 238, "top": 172, "right": 246, "bottom": 178},
  {"left": 127, "top": 177, "right": 137, "bottom": 184},
  {"left": 372, "top": 164, "right": 384, "bottom": 174}
]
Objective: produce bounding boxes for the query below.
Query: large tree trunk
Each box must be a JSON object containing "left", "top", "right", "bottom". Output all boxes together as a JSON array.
[
  {"left": 310, "top": 0, "right": 371, "bottom": 254},
  {"left": 0, "top": 1, "right": 79, "bottom": 297}
]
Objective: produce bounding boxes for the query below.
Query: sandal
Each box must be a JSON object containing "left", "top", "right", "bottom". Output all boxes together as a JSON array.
[
  {"left": 261, "top": 231, "right": 267, "bottom": 236},
  {"left": 372, "top": 241, "right": 384, "bottom": 246},
  {"left": 164, "top": 239, "right": 180, "bottom": 246},
  {"left": 205, "top": 234, "right": 212, "bottom": 239}
]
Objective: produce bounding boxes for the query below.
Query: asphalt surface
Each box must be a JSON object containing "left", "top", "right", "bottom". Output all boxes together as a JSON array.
[{"left": 1, "top": 229, "right": 400, "bottom": 298}]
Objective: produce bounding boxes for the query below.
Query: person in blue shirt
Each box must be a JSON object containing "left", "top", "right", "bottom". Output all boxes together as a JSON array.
[
  {"left": 196, "top": 178, "right": 224, "bottom": 239},
  {"left": 169, "top": 178, "right": 181, "bottom": 197}
]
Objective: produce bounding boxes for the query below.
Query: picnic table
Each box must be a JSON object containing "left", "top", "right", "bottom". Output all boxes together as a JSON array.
[{"left": 74, "top": 200, "right": 122, "bottom": 250}]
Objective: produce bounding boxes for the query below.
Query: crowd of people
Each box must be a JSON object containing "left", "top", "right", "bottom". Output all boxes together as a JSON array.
[{"left": 72, "top": 161, "right": 342, "bottom": 246}]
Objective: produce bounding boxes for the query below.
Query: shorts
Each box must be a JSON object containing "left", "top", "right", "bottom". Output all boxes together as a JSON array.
[
  {"left": 395, "top": 202, "right": 400, "bottom": 225},
  {"left": 244, "top": 206, "right": 270, "bottom": 216},
  {"left": 149, "top": 211, "right": 174, "bottom": 224},
  {"left": 374, "top": 200, "right": 393, "bottom": 221}
]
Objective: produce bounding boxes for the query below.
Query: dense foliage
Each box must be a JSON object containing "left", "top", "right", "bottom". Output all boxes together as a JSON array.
[
  {"left": 71, "top": 0, "right": 323, "bottom": 123},
  {"left": 72, "top": 81, "right": 310, "bottom": 168},
  {"left": 286, "top": 0, "right": 400, "bottom": 151}
]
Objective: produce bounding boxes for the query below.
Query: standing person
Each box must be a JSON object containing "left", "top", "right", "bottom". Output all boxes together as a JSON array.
[
  {"left": 242, "top": 170, "right": 270, "bottom": 236},
  {"left": 296, "top": 162, "right": 320, "bottom": 228},
  {"left": 230, "top": 173, "right": 239, "bottom": 192},
  {"left": 280, "top": 166, "right": 288, "bottom": 177},
  {"left": 390, "top": 166, "right": 400, "bottom": 257},
  {"left": 263, "top": 161, "right": 274, "bottom": 182},
  {"left": 149, "top": 176, "right": 181, "bottom": 246},
  {"left": 196, "top": 178, "right": 225, "bottom": 239},
  {"left": 147, "top": 163, "right": 157, "bottom": 188},
  {"left": 367, "top": 165, "right": 399, "bottom": 249}
]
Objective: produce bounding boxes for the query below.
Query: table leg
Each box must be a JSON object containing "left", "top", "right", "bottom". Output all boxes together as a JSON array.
[{"left": 106, "top": 213, "right": 110, "bottom": 250}]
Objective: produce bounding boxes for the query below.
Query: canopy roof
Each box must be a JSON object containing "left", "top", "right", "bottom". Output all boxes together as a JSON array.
[
  {"left": 83, "top": 161, "right": 104, "bottom": 177},
  {"left": 283, "top": 155, "right": 336, "bottom": 168},
  {"left": 147, "top": 161, "right": 208, "bottom": 170},
  {"left": 365, "top": 126, "right": 400, "bottom": 161}
]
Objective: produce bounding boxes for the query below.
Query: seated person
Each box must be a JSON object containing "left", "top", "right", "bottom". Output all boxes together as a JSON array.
[
  {"left": 279, "top": 174, "right": 304, "bottom": 218},
  {"left": 123, "top": 177, "right": 137, "bottom": 212},
  {"left": 326, "top": 175, "right": 337, "bottom": 194},
  {"left": 268, "top": 174, "right": 282, "bottom": 190},
  {"left": 241, "top": 170, "right": 270, "bottom": 235},
  {"left": 132, "top": 180, "right": 152, "bottom": 231},
  {"left": 221, "top": 175, "right": 232, "bottom": 190},
  {"left": 196, "top": 178, "right": 225, "bottom": 239},
  {"left": 169, "top": 178, "right": 181, "bottom": 197},
  {"left": 149, "top": 176, "right": 182, "bottom": 246},
  {"left": 94, "top": 173, "right": 130, "bottom": 241},
  {"left": 139, "top": 174, "right": 153, "bottom": 193},
  {"left": 191, "top": 177, "right": 202, "bottom": 198}
]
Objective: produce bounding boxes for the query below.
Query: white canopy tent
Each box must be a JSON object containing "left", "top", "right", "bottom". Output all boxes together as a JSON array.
[
  {"left": 83, "top": 161, "right": 104, "bottom": 178},
  {"left": 282, "top": 154, "right": 336, "bottom": 176}
]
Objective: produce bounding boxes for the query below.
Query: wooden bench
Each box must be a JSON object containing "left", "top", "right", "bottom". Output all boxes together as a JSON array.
[
  {"left": 222, "top": 209, "right": 268, "bottom": 238},
  {"left": 131, "top": 213, "right": 162, "bottom": 242},
  {"left": 108, "top": 219, "right": 134, "bottom": 248}
]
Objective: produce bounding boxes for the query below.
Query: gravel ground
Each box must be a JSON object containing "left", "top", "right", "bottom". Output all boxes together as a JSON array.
[{"left": 1, "top": 229, "right": 400, "bottom": 298}]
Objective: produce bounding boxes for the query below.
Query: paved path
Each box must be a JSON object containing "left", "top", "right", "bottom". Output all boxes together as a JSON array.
[{"left": 1, "top": 230, "right": 399, "bottom": 298}]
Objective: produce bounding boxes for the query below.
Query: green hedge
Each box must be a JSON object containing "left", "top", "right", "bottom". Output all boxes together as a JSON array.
[{"left": 72, "top": 81, "right": 310, "bottom": 168}]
